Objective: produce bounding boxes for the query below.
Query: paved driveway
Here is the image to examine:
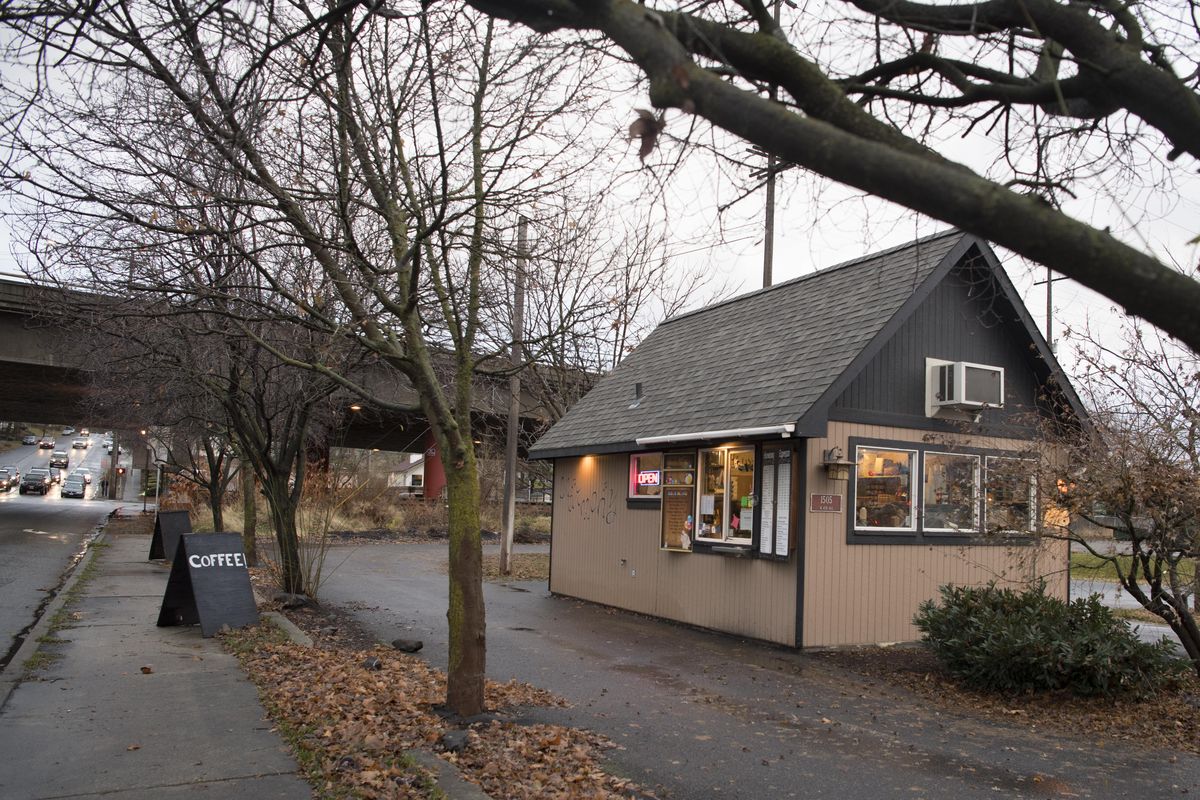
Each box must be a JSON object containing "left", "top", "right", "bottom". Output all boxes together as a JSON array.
[{"left": 317, "top": 542, "right": 1199, "bottom": 800}]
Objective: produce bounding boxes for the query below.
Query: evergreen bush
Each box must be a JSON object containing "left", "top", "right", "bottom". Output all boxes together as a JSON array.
[{"left": 914, "top": 583, "right": 1184, "bottom": 697}]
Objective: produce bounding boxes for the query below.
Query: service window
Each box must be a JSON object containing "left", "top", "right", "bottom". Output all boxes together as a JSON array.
[
  {"left": 629, "top": 453, "right": 663, "bottom": 499},
  {"left": 696, "top": 447, "right": 756, "bottom": 545},
  {"left": 922, "top": 452, "right": 979, "bottom": 533},
  {"left": 853, "top": 446, "right": 916, "bottom": 531},
  {"left": 985, "top": 456, "right": 1036, "bottom": 534}
]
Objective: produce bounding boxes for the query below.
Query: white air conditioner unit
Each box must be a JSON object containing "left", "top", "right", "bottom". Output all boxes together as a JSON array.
[{"left": 933, "top": 361, "right": 1004, "bottom": 410}]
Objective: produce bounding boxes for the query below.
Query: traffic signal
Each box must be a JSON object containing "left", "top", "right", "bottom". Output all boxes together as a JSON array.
[{"left": 116, "top": 467, "right": 126, "bottom": 476}]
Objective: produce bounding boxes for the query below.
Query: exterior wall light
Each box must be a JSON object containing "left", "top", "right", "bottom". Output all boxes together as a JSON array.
[{"left": 822, "top": 446, "right": 856, "bottom": 481}]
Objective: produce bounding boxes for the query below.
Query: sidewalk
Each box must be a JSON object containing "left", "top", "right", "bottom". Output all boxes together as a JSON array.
[{"left": 0, "top": 522, "right": 310, "bottom": 799}]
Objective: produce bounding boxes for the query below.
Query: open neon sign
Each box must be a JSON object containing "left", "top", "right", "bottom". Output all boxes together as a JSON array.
[{"left": 636, "top": 470, "right": 661, "bottom": 487}]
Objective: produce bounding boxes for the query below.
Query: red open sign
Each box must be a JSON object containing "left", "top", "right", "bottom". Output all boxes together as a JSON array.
[{"left": 636, "top": 470, "right": 661, "bottom": 487}]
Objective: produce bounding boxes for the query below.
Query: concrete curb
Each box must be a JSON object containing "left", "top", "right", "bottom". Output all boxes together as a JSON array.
[
  {"left": 0, "top": 529, "right": 107, "bottom": 708},
  {"left": 261, "top": 610, "right": 314, "bottom": 647},
  {"left": 405, "top": 749, "right": 491, "bottom": 800}
]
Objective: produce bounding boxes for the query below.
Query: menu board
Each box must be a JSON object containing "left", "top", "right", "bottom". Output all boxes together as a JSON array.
[
  {"left": 661, "top": 486, "right": 695, "bottom": 550},
  {"left": 758, "top": 447, "right": 792, "bottom": 558},
  {"left": 773, "top": 450, "right": 792, "bottom": 555},
  {"left": 759, "top": 450, "right": 776, "bottom": 556}
]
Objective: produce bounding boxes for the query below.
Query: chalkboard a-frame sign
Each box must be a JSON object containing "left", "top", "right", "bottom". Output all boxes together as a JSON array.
[
  {"left": 148, "top": 509, "right": 192, "bottom": 561},
  {"left": 157, "top": 533, "right": 259, "bottom": 637}
]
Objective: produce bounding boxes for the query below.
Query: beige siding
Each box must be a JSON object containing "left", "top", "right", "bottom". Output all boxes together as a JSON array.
[
  {"left": 801, "top": 421, "right": 1069, "bottom": 648},
  {"left": 550, "top": 454, "right": 798, "bottom": 646}
]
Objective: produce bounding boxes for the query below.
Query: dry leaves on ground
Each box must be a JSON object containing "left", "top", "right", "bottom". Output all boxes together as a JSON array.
[
  {"left": 819, "top": 646, "right": 1200, "bottom": 755},
  {"left": 103, "top": 514, "right": 155, "bottom": 536},
  {"left": 482, "top": 553, "right": 549, "bottom": 582},
  {"left": 224, "top": 629, "right": 641, "bottom": 799}
]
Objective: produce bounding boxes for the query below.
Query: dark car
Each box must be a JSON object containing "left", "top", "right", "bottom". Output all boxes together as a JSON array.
[
  {"left": 38, "top": 439, "right": 55, "bottom": 449},
  {"left": 49, "top": 451, "right": 69, "bottom": 469},
  {"left": 1, "top": 466, "right": 20, "bottom": 488},
  {"left": 0, "top": 470, "right": 11, "bottom": 492},
  {"left": 48, "top": 467, "right": 62, "bottom": 484},
  {"left": 20, "top": 469, "right": 51, "bottom": 495},
  {"left": 21, "top": 434, "right": 37, "bottom": 445},
  {"left": 60, "top": 478, "right": 86, "bottom": 498}
]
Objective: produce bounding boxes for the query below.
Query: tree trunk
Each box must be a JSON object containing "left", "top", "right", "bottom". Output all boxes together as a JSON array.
[
  {"left": 1193, "top": 558, "right": 1198, "bottom": 614},
  {"left": 242, "top": 466, "right": 258, "bottom": 567},
  {"left": 262, "top": 475, "right": 303, "bottom": 594},
  {"left": 209, "top": 479, "right": 224, "bottom": 531},
  {"left": 444, "top": 450, "right": 486, "bottom": 717}
]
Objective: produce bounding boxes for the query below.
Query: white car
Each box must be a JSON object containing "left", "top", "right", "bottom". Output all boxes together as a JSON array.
[{"left": 72, "top": 439, "right": 88, "bottom": 449}]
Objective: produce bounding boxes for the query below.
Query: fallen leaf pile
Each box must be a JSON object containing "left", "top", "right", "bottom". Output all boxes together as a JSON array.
[
  {"left": 450, "top": 721, "right": 643, "bottom": 799},
  {"left": 481, "top": 553, "right": 549, "bottom": 582},
  {"left": 819, "top": 646, "right": 1200, "bottom": 755},
  {"left": 224, "top": 629, "right": 642, "bottom": 798}
]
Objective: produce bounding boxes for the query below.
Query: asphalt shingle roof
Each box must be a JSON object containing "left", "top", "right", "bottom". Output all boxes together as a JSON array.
[{"left": 529, "top": 231, "right": 969, "bottom": 457}]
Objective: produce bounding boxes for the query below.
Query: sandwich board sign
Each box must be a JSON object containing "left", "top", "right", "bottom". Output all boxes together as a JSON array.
[
  {"left": 148, "top": 509, "right": 192, "bottom": 561},
  {"left": 157, "top": 532, "right": 258, "bottom": 637}
]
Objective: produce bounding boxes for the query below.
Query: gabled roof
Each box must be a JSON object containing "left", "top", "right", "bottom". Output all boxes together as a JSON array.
[{"left": 529, "top": 231, "right": 1077, "bottom": 459}]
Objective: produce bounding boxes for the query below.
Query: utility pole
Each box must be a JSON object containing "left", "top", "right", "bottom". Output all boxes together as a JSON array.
[
  {"left": 500, "top": 217, "right": 527, "bottom": 576},
  {"left": 762, "top": 0, "right": 782, "bottom": 289},
  {"left": 1034, "top": 266, "right": 1067, "bottom": 354}
]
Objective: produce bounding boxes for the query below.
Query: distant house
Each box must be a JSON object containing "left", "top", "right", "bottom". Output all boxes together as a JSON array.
[{"left": 529, "top": 232, "right": 1085, "bottom": 648}]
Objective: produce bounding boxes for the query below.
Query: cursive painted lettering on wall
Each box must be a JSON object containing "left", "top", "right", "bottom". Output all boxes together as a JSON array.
[{"left": 558, "top": 476, "right": 617, "bottom": 526}]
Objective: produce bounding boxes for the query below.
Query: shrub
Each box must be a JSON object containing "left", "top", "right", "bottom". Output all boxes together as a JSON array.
[{"left": 914, "top": 583, "right": 1185, "bottom": 697}]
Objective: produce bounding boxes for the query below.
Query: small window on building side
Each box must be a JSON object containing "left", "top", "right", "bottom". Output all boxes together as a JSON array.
[
  {"left": 629, "top": 453, "right": 663, "bottom": 499},
  {"left": 854, "top": 447, "right": 916, "bottom": 531},
  {"left": 923, "top": 452, "right": 979, "bottom": 533},
  {"left": 985, "top": 457, "right": 1036, "bottom": 534}
]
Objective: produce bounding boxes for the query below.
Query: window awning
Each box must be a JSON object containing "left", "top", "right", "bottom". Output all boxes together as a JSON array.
[{"left": 635, "top": 423, "right": 795, "bottom": 447}]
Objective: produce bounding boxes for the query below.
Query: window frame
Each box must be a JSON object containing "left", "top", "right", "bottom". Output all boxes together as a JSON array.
[
  {"left": 921, "top": 451, "right": 981, "bottom": 534},
  {"left": 984, "top": 455, "right": 1038, "bottom": 536},
  {"left": 852, "top": 445, "right": 918, "bottom": 534},
  {"left": 628, "top": 452, "right": 664, "bottom": 501},
  {"left": 847, "top": 437, "right": 1037, "bottom": 546}
]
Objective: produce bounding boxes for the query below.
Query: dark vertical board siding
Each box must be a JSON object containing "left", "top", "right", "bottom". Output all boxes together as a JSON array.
[{"left": 832, "top": 264, "right": 1043, "bottom": 424}]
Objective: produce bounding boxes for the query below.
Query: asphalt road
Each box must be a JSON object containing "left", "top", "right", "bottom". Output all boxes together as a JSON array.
[
  {"left": 318, "top": 541, "right": 1200, "bottom": 800},
  {"left": 0, "top": 435, "right": 123, "bottom": 670}
]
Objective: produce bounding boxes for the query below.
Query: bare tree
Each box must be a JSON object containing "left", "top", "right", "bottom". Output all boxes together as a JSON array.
[
  {"left": 464, "top": 1, "right": 1200, "bottom": 352},
  {"left": 1028, "top": 320, "right": 1200, "bottom": 672},
  {"left": 1, "top": 1, "right": 630, "bottom": 716}
]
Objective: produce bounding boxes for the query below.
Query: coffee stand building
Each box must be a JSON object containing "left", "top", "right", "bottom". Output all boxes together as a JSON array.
[{"left": 529, "top": 232, "right": 1084, "bottom": 648}]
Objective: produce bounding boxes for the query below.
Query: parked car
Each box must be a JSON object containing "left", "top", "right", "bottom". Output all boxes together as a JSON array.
[
  {"left": 21, "top": 434, "right": 37, "bottom": 445},
  {"left": 49, "top": 451, "right": 69, "bottom": 469},
  {"left": 20, "top": 469, "right": 51, "bottom": 495},
  {"left": 72, "top": 439, "right": 88, "bottom": 449},
  {"left": 1, "top": 466, "right": 20, "bottom": 488},
  {"left": 60, "top": 478, "right": 86, "bottom": 498},
  {"left": 48, "top": 467, "right": 62, "bottom": 484},
  {"left": 39, "top": 439, "right": 55, "bottom": 449}
]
